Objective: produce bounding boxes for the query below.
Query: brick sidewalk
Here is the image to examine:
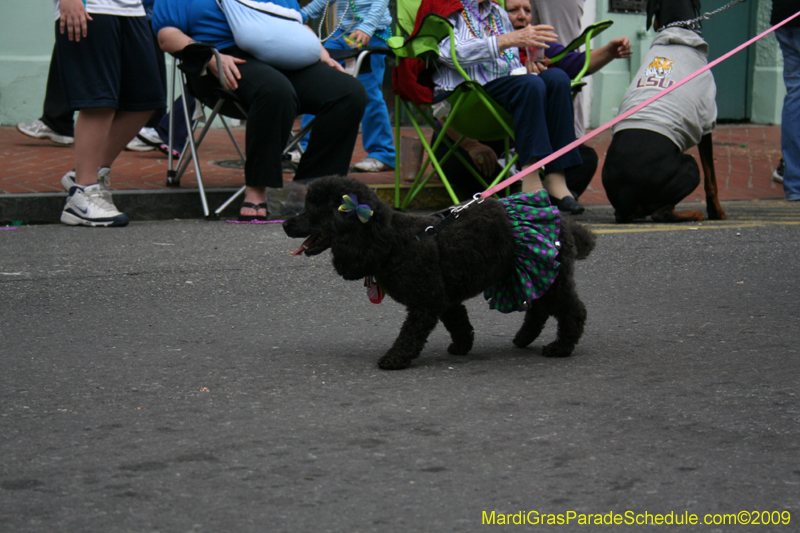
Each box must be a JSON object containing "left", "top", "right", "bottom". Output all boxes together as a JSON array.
[{"left": 0, "top": 123, "right": 787, "bottom": 205}]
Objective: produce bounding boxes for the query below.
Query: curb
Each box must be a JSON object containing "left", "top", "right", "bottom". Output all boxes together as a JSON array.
[{"left": 0, "top": 184, "right": 455, "bottom": 225}]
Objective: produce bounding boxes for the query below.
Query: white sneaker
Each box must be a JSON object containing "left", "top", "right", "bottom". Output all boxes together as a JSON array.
[
  {"left": 288, "top": 148, "right": 303, "bottom": 165},
  {"left": 353, "top": 157, "right": 392, "bottom": 172},
  {"left": 126, "top": 136, "right": 155, "bottom": 151},
  {"left": 773, "top": 158, "right": 785, "bottom": 184},
  {"left": 61, "top": 183, "right": 129, "bottom": 227},
  {"left": 137, "top": 127, "right": 162, "bottom": 147},
  {"left": 61, "top": 167, "right": 111, "bottom": 192},
  {"left": 16, "top": 119, "right": 74, "bottom": 145}
]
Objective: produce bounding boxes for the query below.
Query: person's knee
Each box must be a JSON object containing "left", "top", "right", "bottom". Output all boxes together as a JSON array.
[
  {"left": 351, "top": 77, "right": 368, "bottom": 109},
  {"left": 340, "top": 77, "right": 368, "bottom": 116},
  {"left": 541, "top": 67, "right": 571, "bottom": 91},
  {"left": 680, "top": 153, "right": 701, "bottom": 188},
  {"left": 244, "top": 78, "right": 298, "bottom": 126},
  {"left": 510, "top": 75, "right": 547, "bottom": 107}
]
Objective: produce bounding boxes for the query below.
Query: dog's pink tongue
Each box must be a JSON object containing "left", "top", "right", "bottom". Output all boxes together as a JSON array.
[{"left": 290, "top": 235, "right": 317, "bottom": 256}]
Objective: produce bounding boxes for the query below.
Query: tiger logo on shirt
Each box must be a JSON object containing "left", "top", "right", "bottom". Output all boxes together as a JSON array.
[{"left": 645, "top": 57, "right": 675, "bottom": 79}]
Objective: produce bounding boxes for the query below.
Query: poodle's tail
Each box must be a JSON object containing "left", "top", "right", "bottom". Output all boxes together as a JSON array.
[{"left": 571, "top": 222, "right": 596, "bottom": 260}]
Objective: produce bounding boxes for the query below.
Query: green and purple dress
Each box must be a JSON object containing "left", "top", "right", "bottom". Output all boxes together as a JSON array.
[{"left": 484, "top": 190, "right": 561, "bottom": 313}]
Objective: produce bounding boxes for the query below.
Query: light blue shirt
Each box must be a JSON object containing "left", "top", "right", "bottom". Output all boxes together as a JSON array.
[
  {"left": 302, "top": 0, "right": 391, "bottom": 38},
  {"left": 152, "top": 0, "right": 303, "bottom": 50}
]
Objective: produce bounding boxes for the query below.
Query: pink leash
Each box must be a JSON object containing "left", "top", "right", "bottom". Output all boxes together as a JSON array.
[{"left": 481, "top": 9, "right": 800, "bottom": 199}]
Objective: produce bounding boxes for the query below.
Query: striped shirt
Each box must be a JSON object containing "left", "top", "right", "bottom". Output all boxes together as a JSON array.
[
  {"left": 54, "top": 0, "right": 145, "bottom": 19},
  {"left": 302, "top": 0, "right": 392, "bottom": 38},
  {"left": 433, "top": 0, "right": 523, "bottom": 94}
]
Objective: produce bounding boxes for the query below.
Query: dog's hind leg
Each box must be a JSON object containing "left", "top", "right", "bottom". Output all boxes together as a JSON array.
[
  {"left": 699, "top": 133, "right": 727, "bottom": 220},
  {"left": 378, "top": 308, "right": 439, "bottom": 370},
  {"left": 542, "top": 296, "right": 587, "bottom": 358},
  {"left": 513, "top": 301, "right": 549, "bottom": 348},
  {"left": 439, "top": 304, "right": 474, "bottom": 356}
]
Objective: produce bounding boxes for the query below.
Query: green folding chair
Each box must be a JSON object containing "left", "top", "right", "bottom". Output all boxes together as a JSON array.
[{"left": 388, "top": 0, "right": 612, "bottom": 210}]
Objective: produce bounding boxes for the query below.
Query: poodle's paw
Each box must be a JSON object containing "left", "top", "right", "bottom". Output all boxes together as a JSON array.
[
  {"left": 378, "top": 350, "right": 414, "bottom": 370},
  {"left": 541, "top": 341, "right": 575, "bottom": 358},
  {"left": 447, "top": 341, "right": 472, "bottom": 356},
  {"left": 513, "top": 330, "right": 540, "bottom": 349}
]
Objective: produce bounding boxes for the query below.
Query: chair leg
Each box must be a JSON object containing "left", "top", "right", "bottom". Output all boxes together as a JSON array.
[{"left": 166, "top": 61, "right": 179, "bottom": 186}]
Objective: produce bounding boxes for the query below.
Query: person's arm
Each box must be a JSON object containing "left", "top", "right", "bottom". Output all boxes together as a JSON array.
[
  {"left": 438, "top": 12, "right": 503, "bottom": 68},
  {"left": 587, "top": 37, "right": 632, "bottom": 75},
  {"left": 309, "top": 25, "right": 346, "bottom": 72},
  {"left": 351, "top": 0, "right": 389, "bottom": 41},
  {"left": 444, "top": 127, "right": 498, "bottom": 177},
  {"left": 157, "top": 27, "right": 247, "bottom": 90},
  {"left": 301, "top": 0, "right": 328, "bottom": 24},
  {"left": 496, "top": 24, "right": 557, "bottom": 53},
  {"left": 59, "top": 0, "right": 93, "bottom": 42},
  {"left": 156, "top": 26, "right": 197, "bottom": 54}
]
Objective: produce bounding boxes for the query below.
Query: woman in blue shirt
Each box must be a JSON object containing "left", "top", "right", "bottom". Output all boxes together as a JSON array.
[{"left": 152, "top": 0, "right": 367, "bottom": 220}]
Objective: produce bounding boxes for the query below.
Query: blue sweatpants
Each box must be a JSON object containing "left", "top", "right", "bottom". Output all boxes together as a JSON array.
[
  {"left": 300, "top": 28, "right": 396, "bottom": 168},
  {"left": 483, "top": 69, "right": 581, "bottom": 173}
]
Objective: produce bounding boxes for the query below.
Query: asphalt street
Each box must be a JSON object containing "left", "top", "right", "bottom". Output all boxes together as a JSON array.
[{"left": 1, "top": 202, "right": 799, "bottom": 532}]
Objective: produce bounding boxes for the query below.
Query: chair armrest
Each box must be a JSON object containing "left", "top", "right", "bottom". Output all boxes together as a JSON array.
[
  {"left": 387, "top": 13, "right": 453, "bottom": 62},
  {"left": 549, "top": 20, "right": 613, "bottom": 85},
  {"left": 173, "top": 42, "right": 231, "bottom": 90},
  {"left": 550, "top": 20, "right": 614, "bottom": 62}
]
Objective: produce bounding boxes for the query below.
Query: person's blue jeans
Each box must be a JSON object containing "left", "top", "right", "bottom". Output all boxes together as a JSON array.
[
  {"left": 483, "top": 69, "right": 581, "bottom": 174},
  {"left": 155, "top": 93, "right": 196, "bottom": 153},
  {"left": 776, "top": 26, "right": 800, "bottom": 200},
  {"left": 300, "top": 28, "right": 396, "bottom": 168}
]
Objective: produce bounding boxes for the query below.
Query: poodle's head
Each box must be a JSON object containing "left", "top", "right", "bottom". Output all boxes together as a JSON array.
[{"left": 283, "top": 176, "right": 393, "bottom": 280}]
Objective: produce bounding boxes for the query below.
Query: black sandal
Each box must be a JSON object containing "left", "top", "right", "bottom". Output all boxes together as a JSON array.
[{"left": 238, "top": 202, "right": 268, "bottom": 222}]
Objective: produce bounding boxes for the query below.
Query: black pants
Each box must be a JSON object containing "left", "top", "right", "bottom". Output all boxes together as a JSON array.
[
  {"left": 190, "top": 47, "right": 367, "bottom": 189},
  {"left": 144, "top": 25, "right": 167, "bottom": 129},
  {"left": 40, "top": 44, "right": 74, "bottom": 137},
  {"left": 602, "top": 129, "right": 700, "bottom": 217}
]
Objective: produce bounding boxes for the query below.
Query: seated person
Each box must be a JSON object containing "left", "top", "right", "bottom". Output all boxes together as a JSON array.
[
  {"left": 151, "top": 0, "right": 367, "bottom": 221},
  {"left": 601, "top": 0, "right": 715, "bottom": 223},
  {"left": 431, "top": 0, "right": 631, "bottom": 209},
  {"left": 419, "top": 0, "right": 581, "bottom": 213}
]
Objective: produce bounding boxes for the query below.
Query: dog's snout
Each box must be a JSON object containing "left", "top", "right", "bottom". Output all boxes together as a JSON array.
[{"left": 282, "top": 214, "right": 310, "bottom": 238}]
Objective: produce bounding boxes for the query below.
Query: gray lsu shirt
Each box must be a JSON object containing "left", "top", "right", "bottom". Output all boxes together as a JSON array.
[{"left": 613, "top": 27, "right": 717, "bottom": 152}]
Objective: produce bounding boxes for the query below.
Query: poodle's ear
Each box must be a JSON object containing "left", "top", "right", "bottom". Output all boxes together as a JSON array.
[{"left": 330, "top": 198, "right": 393, "bottom": 280}]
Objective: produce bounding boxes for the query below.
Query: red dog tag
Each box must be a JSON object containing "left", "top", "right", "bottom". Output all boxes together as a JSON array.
[{"left": 364, "top": 276, "right": 385, "bottom": 304}]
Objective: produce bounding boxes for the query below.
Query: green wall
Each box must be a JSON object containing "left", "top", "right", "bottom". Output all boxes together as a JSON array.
[
  {"left": 588, "top": 0, "right": 784, "bottom": 127},
  {"left": 0, "top": 0, "right": 57, "bottom": 126}
]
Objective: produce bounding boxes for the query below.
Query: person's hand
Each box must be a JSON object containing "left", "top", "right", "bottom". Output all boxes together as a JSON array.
[
  {"left": 607, "top": 37, "right": 632, "bottom": 59},
  {"left": 59, "top": 0, "right": 93, "bottom": 42},
  {"left": 501, "top": 24, "right": 557, "bottom": 51},
  {"left": 207, "top": 53, "right": 246, "bottom": 90},
  {"left": 526, "top": 57, "right": 549, "bottom": 74},
  {"left": 348, "top": 30, "right": 371, "bottom": 48},
  {"left": 320, "top": 46, "right": 346, "bottom": 72},
  {"left": 466, "top": 142, "right": 498, "bottom": 176}
]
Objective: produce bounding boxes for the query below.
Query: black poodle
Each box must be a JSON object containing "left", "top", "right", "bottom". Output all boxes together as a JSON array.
[{"left": 283, "top": 176, "right": 596, "bottom": 370}]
